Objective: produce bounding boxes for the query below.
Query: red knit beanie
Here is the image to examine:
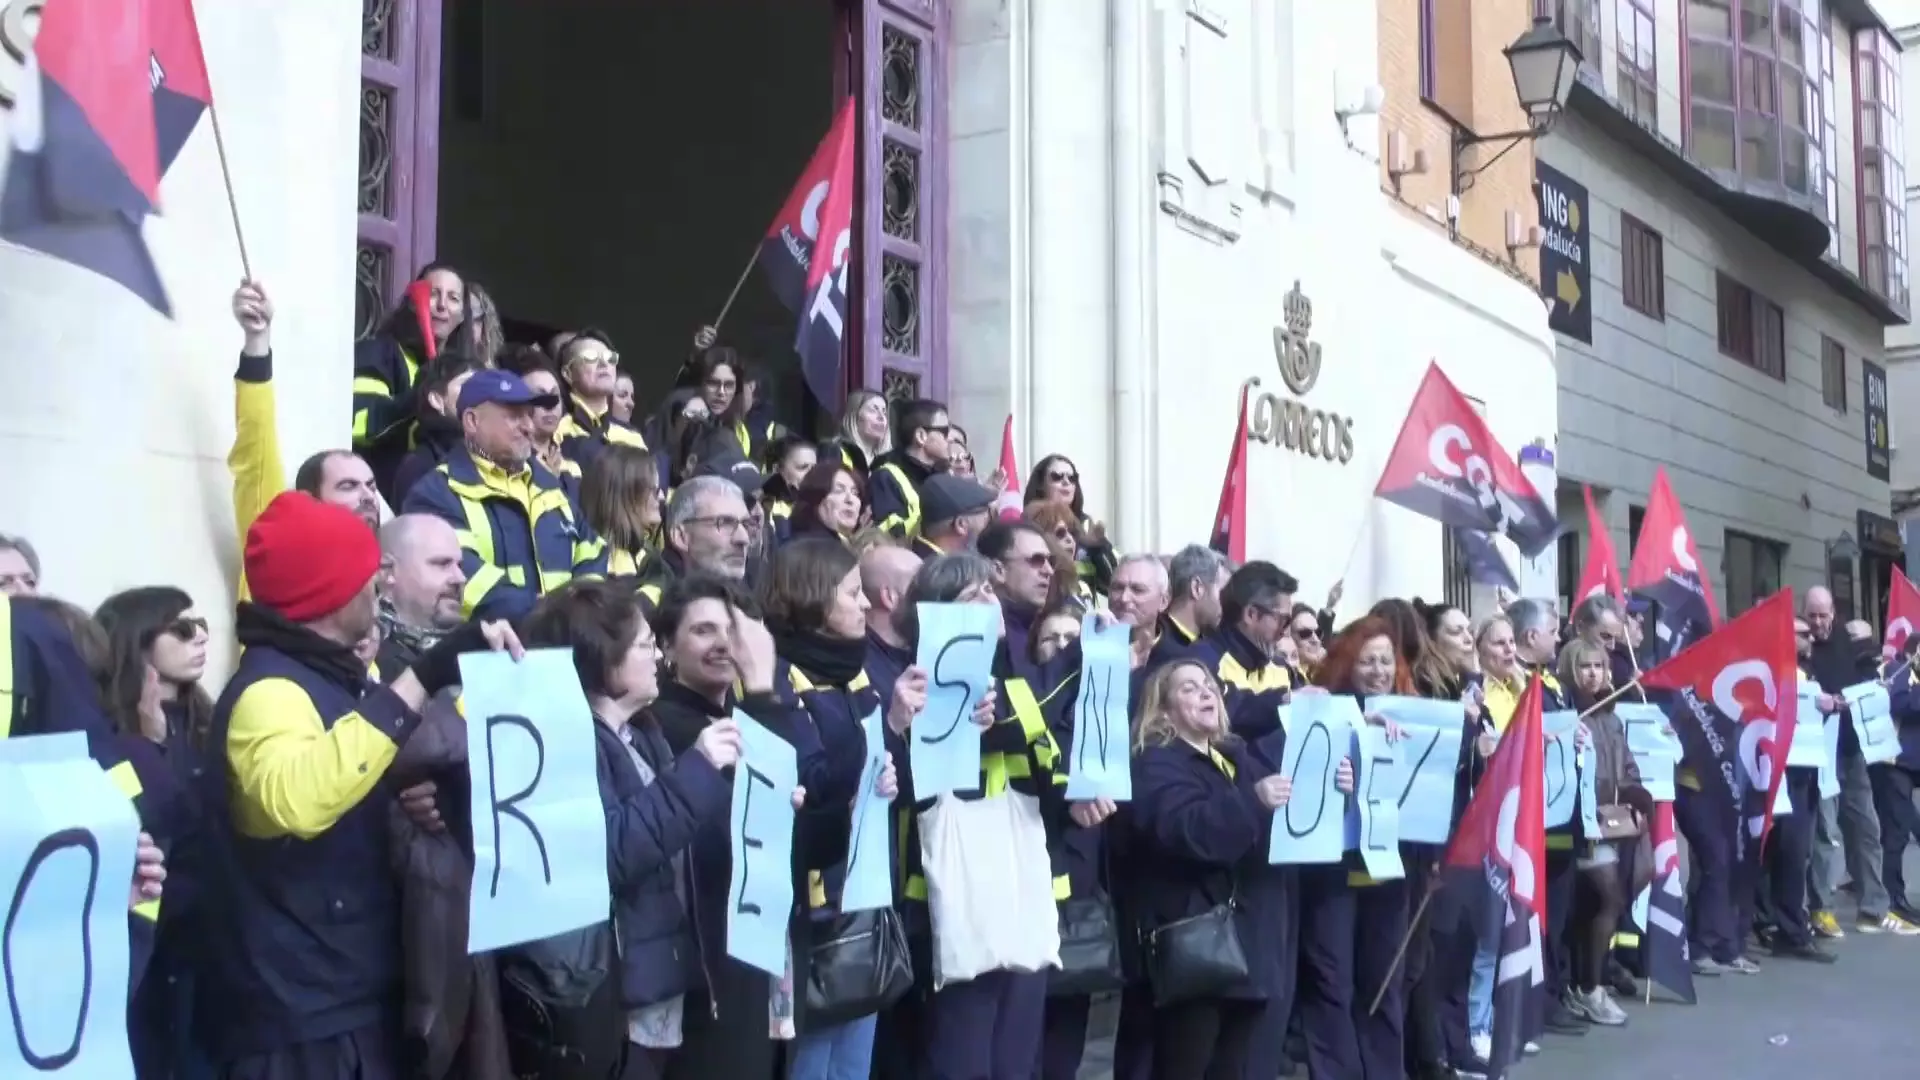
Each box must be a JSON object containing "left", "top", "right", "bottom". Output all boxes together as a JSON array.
[{"left": 244, "top": 492, "right": 381, "bottom": 622}]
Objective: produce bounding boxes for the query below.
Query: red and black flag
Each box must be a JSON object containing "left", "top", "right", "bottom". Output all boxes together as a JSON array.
[
  {"left": 1210, "top": 387, "right": 1250, "bottom": 563},
  {"left": 759, "top": 98, "right": 855, "bottom": 407},
  {"left": 1373, "top": 362, "right": 1557, "bottom": 557},
  {"left": 1639, "top": 588, "right": 1797, "bottom": 847},
  {"left": 1443, "top": 674, "right": 1549, "bottom": 1079},
  {"left": 1626, "top": 466, "right": 1720, "bottom": 659},
  {"left": 1641, "top": 802, "right": 1696, "bottom": 1003},
  {"left": 149, "top": 0, "right": 213, "bottom": 174}
]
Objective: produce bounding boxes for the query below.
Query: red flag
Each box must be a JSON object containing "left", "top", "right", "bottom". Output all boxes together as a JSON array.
[
  {"left": 0, "top": 0, "right": 172, "bottom": 313},
  {"left": 1627, "top": 467, "right": 1720, "bottom": 627},
  {"left": 1883, "top": 566, "right": 1920, "bottom": 660},
  {"left": 1444, "top": 674, "right": 1548, "bottom": 1077},
  {"left": 1574, "top": 485, "right": 1623, "bottom": 604},
  {"left": 993, "top": 416, "right": 1023, "bottom": 521},
  {"left": 405, "top": 279, "right": 439, "bottom": 361},
  {"left": 149, "top": 0, "right": 213, "bottom": 175},
  {"left": 1639, "top": 589, "right": 1797, "bottom": 843},
  {"left": 1210, "top": 389, "right": 1249, "bottom": 563},
  {"left": 758, "top": 98, "right": 856, "bottom": 408},
  {"left": 1373, "top": 362, "right": 1557, "bottom": 556}
]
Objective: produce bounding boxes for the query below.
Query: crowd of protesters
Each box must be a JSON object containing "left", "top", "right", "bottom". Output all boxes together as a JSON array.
[{"left": 5, "top": 261, "right": 1917, "bottom": 1080}]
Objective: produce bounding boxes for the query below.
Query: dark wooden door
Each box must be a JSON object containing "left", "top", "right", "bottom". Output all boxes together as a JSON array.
[{"left": 356, "top": 0, "right": 443, "bottom": 340}]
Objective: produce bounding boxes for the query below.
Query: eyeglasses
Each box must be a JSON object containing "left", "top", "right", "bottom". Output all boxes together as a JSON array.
[
  {"left": 704, "top": 378, "right": 737, "bottom": 393},
  {"left": 1051, "top": 526, "right": 1073, "bottom": 541},
  {"left": 686, "top": 515, "right": 751, "bottom": 534},
  {"left": 1048, "top": 470, "right": 1078, "bottom": 484}
]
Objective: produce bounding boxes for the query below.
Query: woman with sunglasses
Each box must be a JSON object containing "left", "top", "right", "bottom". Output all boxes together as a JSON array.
[
  {"left": 1022, "top": 455, "right": 1117, "bottom": 597},
  {"left": 1287, "top": 605, "right": 1327, "bottom": 675},
  {"left": 1024, "top": 501, "right": 1096, "bottom": 610},
  {"left": 555, "top": 328, "right": 650, "bottom": 465}
]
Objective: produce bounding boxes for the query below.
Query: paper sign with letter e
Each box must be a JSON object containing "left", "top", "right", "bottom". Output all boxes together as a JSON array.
[
  {"left": 461, "top": 649, "right": 611, "bottom": 954},
  {"left": 1367, "top": 696, "right": 1465, "bottom": 845},
  {"left": 1267, "top": 693, "right": 1356, "bottom": 865},
  {"left": 0, "top": 743, "right": 141, "bottom": 1080},
  {"left": 1843, "top": 681, "right": 1898, "bottom": 765},
  {"left": 1351, "top": 724, "right": 1405, "bottom": 880},
  {"left": 840, "top": 708, "right": 893, "bottom": 913},
  {"left": 1617, "top": 703, "right": 1679, "bottom": 802},
  {"left": 1787, "top": 681, "right": 1829, "bottom": 769},
  {"left": 1066, "top": 615, "right": 1133, "bottom": 801},
  {"left": 1539, "top": 711, "right": 1580, "bottom": 828},
  {"left": 1818, "top": 712, "right": 1842, "bottom": 799},
  {"left": 728, "top": 713, "right": 799, "bottom": 977},
  {"left": 911, "top": 603, "right": 999, "bottom": 798}
]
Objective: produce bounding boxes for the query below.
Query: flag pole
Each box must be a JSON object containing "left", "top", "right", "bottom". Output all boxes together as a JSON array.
[
  {"left": 1578, "top": 678, "right": 1643, "bottom": 719},
  {"left": 1367, "top": 887, "right": 1437, "bottom": 1015},
  {"left": 205, "top": 102, "right": 252, "bottom": 281},
  {"left": 707, "top": 244, "right": 762, "bottom": 340}
]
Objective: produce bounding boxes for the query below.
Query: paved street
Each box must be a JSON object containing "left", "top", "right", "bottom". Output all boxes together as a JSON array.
[{"left": 1075, "top": 850, "right": 1920, "bottom": 1078}]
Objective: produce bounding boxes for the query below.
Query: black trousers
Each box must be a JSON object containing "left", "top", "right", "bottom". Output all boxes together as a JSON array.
[
  {"left": 1871, "top": 762, "right": 1920, "bottom": 913},
  {"left": 1148, "top": 998, "right": 1259, "bottom": 1080},
  {"left": 1765, "top": 767, "right": 1821, "bottom": 947},
  {"left": 1543, "top": 846, "right": 1578, "bottom": 1000},
  {"left": 219, "top": 1024, "right": 400, "bottom": 1080}
]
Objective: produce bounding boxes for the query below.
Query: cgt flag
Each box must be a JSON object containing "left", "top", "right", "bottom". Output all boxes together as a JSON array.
[
  {"left": 149, "top": 0, "right": 213, "bottom": 175},
  {"left": 1443, "top": 674, "right": 1548, "bottom": 1079},
  {"left": 1626, "top": 467, "right": 1721, "bottom": 657},
  {"left": 759, "top": 98, "right": 855, "bottom": 408},
  {"left": 1374, "top": 362, "right": 1556, "bottom": 557},
  {"left": 1640, "top": 589, "right": 1797, "bottom": 845},
  {"left": 1456, "top": 530, "right": 1519, "bottom": 592},
  {"left": 1642, "top": 801, "right": 1697, "bottom": 1003},
  {"left": 1574, "top": 484, "right": 1624, "bottom": 604},
  {"left": 1210, "top": 387, "right": 1250, "bottom": 563}
]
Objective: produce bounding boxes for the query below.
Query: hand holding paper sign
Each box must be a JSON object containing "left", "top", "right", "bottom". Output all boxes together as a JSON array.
[
  {"left": 695, "top": 719, "right": 746, "bottom": 769},
  {"left": 1268, "top": 693, "right": 1358, "bottom": 865},
  {"left": 1365, "top": 695, "right": 1467, "bottom": 845},
  {"left": 728, "top": 714, "right": 802, "bottom": 975},
  {"left": 1255, "top": 775, "right": 1293, "bottom": 808},
  {"left": 1843, "top": 681, "right": 1898, "bottom": 765},
  {"left": 131, "top": 833, "right": 165, "bottom": 909}
]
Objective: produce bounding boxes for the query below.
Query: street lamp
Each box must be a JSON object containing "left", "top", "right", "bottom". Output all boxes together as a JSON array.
[{"left": 1451, "top": 15, "right": 1584, "bottom": 194}]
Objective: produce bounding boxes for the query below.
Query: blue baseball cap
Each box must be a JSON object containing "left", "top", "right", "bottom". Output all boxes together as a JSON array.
[{"left": 457, "top": 369, "right": 560, "bottom": 414}]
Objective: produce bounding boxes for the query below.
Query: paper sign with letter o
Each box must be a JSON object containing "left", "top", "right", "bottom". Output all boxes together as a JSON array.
[
  {"left": 461, "top": 649, "right": 611, "bottom": 954},
  {"left": 1267, "top": 693, "right": 1356, "bottom": 865},
  {"left": 911, "top": 603, "right": 999, "bottom": 798},
  {"left": 727, "top": 714, "right": 799, "bottom": 976},
  {"left": 0, "top": 737, "right": 141, "bottom": 1080}
]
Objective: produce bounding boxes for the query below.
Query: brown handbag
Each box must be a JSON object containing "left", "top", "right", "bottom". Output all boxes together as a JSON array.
[{"left": 1595, "top": 803, "right": 1642, "bottom": 840}]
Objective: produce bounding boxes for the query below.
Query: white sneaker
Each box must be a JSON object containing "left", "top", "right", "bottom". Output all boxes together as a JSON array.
[
  {"left": 1571, "top": 987, "right": 1629, "bottom": 1026},
  {"left": 1470, "top": 1032, "right": 1492, "bottom": 1061}
]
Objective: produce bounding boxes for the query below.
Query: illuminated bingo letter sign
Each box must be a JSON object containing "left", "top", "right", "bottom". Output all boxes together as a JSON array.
[
  {"left": 1243, "top": 282, "right": 1356, "bottom": 464},
  {"left": 0, "top": 736, "right": 141, "bottom": 1078},
  {"left": 460, "top": 650, "right": 612, "bottom": 955},
  {"left": 1534, "top": 161, "right": 1591, "bottom": 344}
]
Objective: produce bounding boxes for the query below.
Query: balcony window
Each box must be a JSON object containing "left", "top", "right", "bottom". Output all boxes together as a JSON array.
[
  {"left": 1616, "top": 0, "right": 1657, "bottom": 124},
  {"left": 1556, "top": 0, "right": 1605, "bottom": 80},
  {"left": 1855, "top": 26, "right": 1910, "bottom": 310},
  {"left": 1821, "top": 18, "right": 1841, "bottom": 256},
  {"left": 1684, "top": 0, "right": 1825, "bottom": 197}
]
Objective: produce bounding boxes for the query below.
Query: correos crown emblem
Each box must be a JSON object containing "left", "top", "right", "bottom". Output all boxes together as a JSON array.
[{"left": 1274, "top": 280, "right": 1322, "bottom": 396}]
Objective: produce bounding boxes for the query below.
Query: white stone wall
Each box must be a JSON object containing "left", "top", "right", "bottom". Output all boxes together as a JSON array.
[
  {"left": 1888, "top": 10, "right": 1920, "bottom": 496},
  {"left": 947, "top": 0, "right": 1557, "bottom": 618},
  {"left": 0, "top": 0, "right": 362, "bottom": 683},
  {"left": 1540, "top": 110, "right": 1892, "bottom": 608}
]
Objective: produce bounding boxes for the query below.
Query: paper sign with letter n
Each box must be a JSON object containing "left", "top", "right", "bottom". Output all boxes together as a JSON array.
[
  {"left": 728, "top": 714, "right": 799, "bottom": 976},
  {"left": 911, "top": 603, "right": 1000, "bottom": 798},
  {"left": 461, "top": 650, "right": 611, "bottom": 954},
  {"left": 0, "top": 737, "right": 141, "bottom": 1080},
  {"left": 1066, "top": 616, "right": 1133, "bottom": 801}
]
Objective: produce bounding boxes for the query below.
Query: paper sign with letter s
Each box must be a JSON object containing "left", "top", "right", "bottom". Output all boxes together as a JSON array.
[
  {"left": 1366, "top": 696, "right": 1465, "bottom": 845},
  {"left": 0, "top": 740, "right": 141, "bottom": 1080},
  {"left": 911, "top": 603, "right": 999, "bottom": 798},
  {"left": 461, "top": 649, "right": 612, "bottom": 954},
  {"left": 1066, "top": 615, "right": 1133, "bottom": 801},
  {"left": 1843, "top": 681, "right": 1898, "bottom": 765},
  {"left": 1267, "top": 693, "right": 1356, "bottom": 865},
  {"left": 728, "top": 713, "right": 800, "bottom": 977},
  {"left": 840, "top": 709, "right": 893, "bottom": 913}
]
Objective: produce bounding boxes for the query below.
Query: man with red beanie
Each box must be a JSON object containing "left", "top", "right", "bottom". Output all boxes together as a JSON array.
[{"left": 194, "top": 491, "right": 520, "bottom": 1076}]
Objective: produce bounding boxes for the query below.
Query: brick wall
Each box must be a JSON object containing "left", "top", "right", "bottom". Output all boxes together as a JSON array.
[{"left": 1377, "top": 0, "right": 1541, "bottom": 287}]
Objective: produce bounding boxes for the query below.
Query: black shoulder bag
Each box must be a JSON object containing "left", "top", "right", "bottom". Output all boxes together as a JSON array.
[
  {"left": 1143, "top": 881, "right": 1249, "bottom": 1007},
  {"left": 1048, "top": 827, "right": 1125, "bottom": 997},
  {"left": 803, "top": 906, "right": 915, "bottom": 1027}
]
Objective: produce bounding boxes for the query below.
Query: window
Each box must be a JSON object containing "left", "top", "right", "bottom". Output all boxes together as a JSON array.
[
  {"left": 1616, "top": 0, "right": 1658, "bottom": 125},
  {"left": 1855, "top": 26, "right": 1910, "bottom": 310},
  {"left": 1422, "top": 0, "right": 1475, "bottom": 126},
  {"left": 1557, "top": 0, "right": 1604, "bottom": 80},
  {"left": 1724, "top": 529, "right": 1787, "bottom": 616},
  {"left": 1684, "top": 0, "right": 1825, "bottom": 195},
  {"left": 1628, "top": 504, "right": 1646, "bottom": 553},
  {"left": 1715, "top": 272, "right": 1786, "bottom": 379},
  {"left": 1820, "top": 336, "right": 1847, "bottom": 411},
  {"left": 1558, "top": 529, "right": 1583, "bottom": 612},
  {"left": 1621, "top": 213, "right": 1666, "bottom": 318},
  {"left": 1821, "top": 16, "right": 1841, "bottom": 257}
]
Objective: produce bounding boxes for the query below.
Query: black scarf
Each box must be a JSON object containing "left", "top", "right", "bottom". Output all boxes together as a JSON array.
[
  {"left": 775, "top": 628, "right": 866, "bottom": 688},
  {"left": 235, "top": 602, "right": 371, "bottom": 693}
]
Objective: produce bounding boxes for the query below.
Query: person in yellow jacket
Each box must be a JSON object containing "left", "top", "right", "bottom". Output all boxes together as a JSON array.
[
  {"left": 552, "top": 328, "right": 648, "bottom": 465},
  {"left": 228, "top": 282, "right": 383, "bottom": 603}
]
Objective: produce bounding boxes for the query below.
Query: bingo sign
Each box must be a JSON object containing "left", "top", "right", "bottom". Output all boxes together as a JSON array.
[
  {"left": 1535, "top": 162, "right": 1592, "bottom": 345},
  {"left": 1864, "top": 359, "right": 1891, "bottom": 481}
]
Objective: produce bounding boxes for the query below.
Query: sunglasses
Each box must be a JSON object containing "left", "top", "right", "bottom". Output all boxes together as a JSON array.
[
  {"left": 1015, "top": 552, "right": 1052, "bottom": 570},
  {"left": 150, "top": 616, "right": 208, "bottom": 644},
  {"left": 1048, "top": 470, "right": 1078, "bottom": 484},
  {"left": 1291, "top": 625, "right": 1319, "bottom": 640}
]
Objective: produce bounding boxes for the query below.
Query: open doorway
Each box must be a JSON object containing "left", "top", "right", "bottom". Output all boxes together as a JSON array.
[{"left": 435, "top": 0, "right": 842, "bottom": 431}]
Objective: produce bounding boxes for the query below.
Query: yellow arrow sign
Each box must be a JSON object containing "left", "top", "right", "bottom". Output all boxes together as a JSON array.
[{"left": 1556, "top": 268, "right": 1582, "bottom": 313}]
